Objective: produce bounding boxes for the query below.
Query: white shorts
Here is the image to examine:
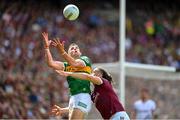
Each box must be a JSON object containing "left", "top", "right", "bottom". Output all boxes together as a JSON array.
[
  {"left": 110, "top": 111, "right": 130, "bottom": 120},
  {"left": 69, "top": 93, "right": 92, "bottom": 114}
]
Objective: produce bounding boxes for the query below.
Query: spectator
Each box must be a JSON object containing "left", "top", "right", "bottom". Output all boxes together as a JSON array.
[{"left": 132, "top": 88, "right": 156, "bottom": 120}]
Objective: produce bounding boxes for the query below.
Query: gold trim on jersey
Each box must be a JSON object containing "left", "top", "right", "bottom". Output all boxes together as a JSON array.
[{"left": 65, "top": 66, "right": 91, "bottom": 74}]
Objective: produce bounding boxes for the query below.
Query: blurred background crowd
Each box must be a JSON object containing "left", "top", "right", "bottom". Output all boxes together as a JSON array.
[
  {"left": 126, "top": 0, "right": 180, "bottom": 68},
  {"left": 0, "top": 0, "right": 179, "bottom": 119},
  {"left": 126, "top": 77, "right": 180, "bottom": 119}
]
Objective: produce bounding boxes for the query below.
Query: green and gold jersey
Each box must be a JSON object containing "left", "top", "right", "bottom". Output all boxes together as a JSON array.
[{"left": 64, "top": 56, "right": 92, "bottom": 95}]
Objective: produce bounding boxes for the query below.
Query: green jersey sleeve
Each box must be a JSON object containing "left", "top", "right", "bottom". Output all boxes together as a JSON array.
[{"left": 80, "top": 56, "right": 92, "bottom": 67}]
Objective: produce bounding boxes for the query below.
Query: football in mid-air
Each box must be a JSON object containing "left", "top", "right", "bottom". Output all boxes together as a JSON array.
[{"left": 63, "top": 4, "right": 79, "bottom": 21}]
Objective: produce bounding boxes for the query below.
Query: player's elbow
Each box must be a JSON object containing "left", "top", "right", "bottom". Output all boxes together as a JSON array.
[
  {"left": 87, "top": 75, "right": 102, "bottom": 85},
  {"left": 94, "top": 79, "right": 103, "bottom": 85},
  {"left": 48, "top": 62, "right": 64, "bottom": 70}
]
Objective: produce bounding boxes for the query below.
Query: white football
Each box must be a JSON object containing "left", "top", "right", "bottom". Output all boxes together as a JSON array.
[{"left": 63, "top": 4, "right": 79, "bottom": 21}]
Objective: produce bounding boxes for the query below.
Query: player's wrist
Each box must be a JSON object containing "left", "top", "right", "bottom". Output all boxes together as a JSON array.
[
  {"left": 61, "top": 50, "right": 66, "bottom": 55},
  {"left": 44, "top": 45, "right": 49, "bottom": 49},
  {"left": 58, "top": 108, "right": 64, "bottom": 114}
]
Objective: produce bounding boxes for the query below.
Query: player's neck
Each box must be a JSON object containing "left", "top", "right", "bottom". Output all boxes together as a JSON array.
[
  {"left": 142, "top": 98, "right": 149, "bottom": 102},
  {"left": 72, "top": 55, "right": 80, "bottom": 59}
]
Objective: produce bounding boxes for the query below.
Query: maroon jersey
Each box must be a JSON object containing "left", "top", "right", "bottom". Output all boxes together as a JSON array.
[{"left": 91, "top": 78, "right": 125, "bottom": 119}]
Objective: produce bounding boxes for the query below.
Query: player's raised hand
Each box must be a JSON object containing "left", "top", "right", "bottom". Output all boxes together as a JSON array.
[
  {"left": 53, "top": 38, "right": 65, "bottom": 54},
  {"left": 50, "top": 105, "right": 62, "bottom": 116},
  {"left": 42, "top": 32, "right": 54, "bottom": 48},
  {"left": 55, "top": 70, "right": 69, "bottom": 77}
]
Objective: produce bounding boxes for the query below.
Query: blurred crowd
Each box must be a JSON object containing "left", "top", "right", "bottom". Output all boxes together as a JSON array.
[
  {"left": 0, "top": 0, "right": 179, "bottom": 118},
  {"left": 0, "top": 1, "right": 71, "bottom": 118},
  {"left": 126, "top": 0, "right": 180, "bottom": 68},
  {"left": 126, "top": 77, "right": 180, "bottom": 119},
  {"left": 0, "top": 71, "right": 69, "bottom": 118}
]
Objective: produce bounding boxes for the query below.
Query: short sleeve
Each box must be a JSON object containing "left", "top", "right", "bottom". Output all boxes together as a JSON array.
[{"left": 80, "top": 56, "right": 91, "bottom": 67}]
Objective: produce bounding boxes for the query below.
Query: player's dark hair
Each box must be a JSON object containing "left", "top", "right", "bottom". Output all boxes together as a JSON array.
[
  {"left": 98, "top": 68, "right": 113, "bottom": 83},
  {"left": 69, "top": 43, "right": 79, "bottom": 49},
  {"left": 141, "top": 88, "right": 149, "bottom": 93}
]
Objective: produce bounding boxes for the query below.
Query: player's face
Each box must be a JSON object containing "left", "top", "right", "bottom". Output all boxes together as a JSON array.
[
  {"left": 140, "top": 91, "right": 148, "bottom": 100},
  {"left": 68, "top": 45, "right": 81, "bottom": 58},
  {"left": 92, "top": 68, "right": 101, "bottom": 77}
]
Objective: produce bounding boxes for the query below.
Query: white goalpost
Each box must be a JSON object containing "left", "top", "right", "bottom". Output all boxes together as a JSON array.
[{"left": 119, "top": 0, "right": 126, "bottom": 106}]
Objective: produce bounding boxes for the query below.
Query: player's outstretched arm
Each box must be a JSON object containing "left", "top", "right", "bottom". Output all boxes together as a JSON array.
[
  {"left": 50, "top": 105, "right": 69, "bottom": 116},
  {"left": 42, "top": 32, "right": 64, "bottom": 70},
  {"left": 53, "top": 38, "right": 85, "bottom": 68},
  {"left": 55, "top": 70, "right": 103, "bottom": 85}
]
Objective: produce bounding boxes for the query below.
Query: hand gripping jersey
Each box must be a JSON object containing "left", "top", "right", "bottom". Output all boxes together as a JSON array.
[{"left": 64, "top": 56, "right": 92, "bottom": 95}]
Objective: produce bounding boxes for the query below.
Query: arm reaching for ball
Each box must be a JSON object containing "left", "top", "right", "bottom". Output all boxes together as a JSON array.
[
  {"left": 53, "top": 38, "right": 86, "bottom": 68},
  {"left": 42, "top": 32, "right": 65, "bottom": 70},
  {"left": 55, "top": 70, "right": 103, "bottom": 85}
]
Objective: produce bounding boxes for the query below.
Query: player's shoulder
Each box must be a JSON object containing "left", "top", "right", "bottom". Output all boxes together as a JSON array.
[
  {"left": 147, "top": 99, "right": 156, "bottom": 105},
  {"left": 80, "top": 56, "right": 90, "bottom": 60},
  {"left": 134, "top": 100, "right": 142, "bottom": 108},
  {"left": 80, "top": 56, "right": 91, "bottom": 65},
  {"left": 134, "top": 100, "right": 142, "bottom": 105}
]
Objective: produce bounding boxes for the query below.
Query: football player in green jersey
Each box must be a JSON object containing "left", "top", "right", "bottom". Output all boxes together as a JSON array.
[{"left": 42, "top": 32, "right": 92, "bottom": 119}]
